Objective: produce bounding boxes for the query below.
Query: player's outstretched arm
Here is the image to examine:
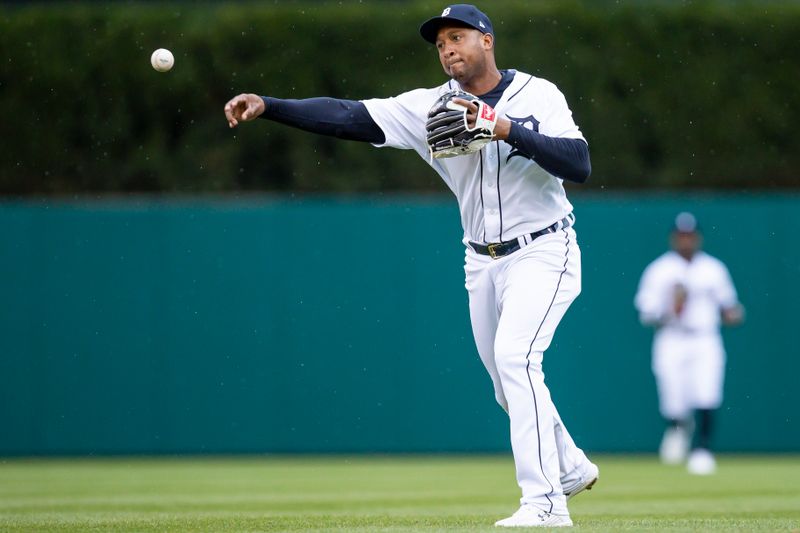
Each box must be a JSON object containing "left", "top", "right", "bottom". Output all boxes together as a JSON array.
[
  {"left": 224, "top": 94, "right": 386, "bottom": 144},
  {"left": 224, "top": 93, "right": 266, "bottom": 128}
]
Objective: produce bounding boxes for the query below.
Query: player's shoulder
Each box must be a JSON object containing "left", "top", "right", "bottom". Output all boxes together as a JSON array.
[
  {"left": 369, "top": 82, "right": 451, "bottom": 108},
  {"left": 509, "top": 70, "right": 565, "bottom": 96},
  {"left": 644, "top": 251, "right": 685, "bottom": 277},
  {"left": 402, "top": 80, "right": 456, "bottom": 99},
  {"left": 515, "top": 70, "right": 555, "bottom": 87},
  {"left": 650, "top": 251, "right": 681, "bottom": 268},
  {"left": 694, "top": 251, "right": 730, "bottom": 272}
]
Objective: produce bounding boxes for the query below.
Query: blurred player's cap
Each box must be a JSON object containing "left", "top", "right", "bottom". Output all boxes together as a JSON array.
[
  {"left": 673, "top": 212, "right": 699, "bottom": 233},
  {"left": 419, "top": 4, "right": 494, "bottom": 44}
]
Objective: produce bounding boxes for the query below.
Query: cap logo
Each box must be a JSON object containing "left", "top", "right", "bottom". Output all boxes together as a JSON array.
[
  {"left": 441, "top": 7, "right": 451, "bottom": 16},
  {"left": 478, "top": 20, "right": 486, "bottom": 28}
]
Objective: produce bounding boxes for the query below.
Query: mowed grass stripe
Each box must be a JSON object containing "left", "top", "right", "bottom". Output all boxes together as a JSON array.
[{"left": 1, "top": 455, "right": 799, "bottom": 532}]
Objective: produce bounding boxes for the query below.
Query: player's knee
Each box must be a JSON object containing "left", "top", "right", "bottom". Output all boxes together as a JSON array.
[
  {"left": 493, "top": 342, "right": 518, "bottom": 368},
  {"left": 494, "top": 341, "right": 543, "bottom": 373},
  {"left": 494, "top": 336, "right": 539, "bottom": 361}
]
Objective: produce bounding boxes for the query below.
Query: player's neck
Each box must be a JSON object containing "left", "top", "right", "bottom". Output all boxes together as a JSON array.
[{"left": 460, "top": 68, "right": 503, "bottom": 96}]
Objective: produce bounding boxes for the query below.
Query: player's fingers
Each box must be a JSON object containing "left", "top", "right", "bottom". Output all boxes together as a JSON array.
[
  {"left": 224, "top": 96, "right": 244, "bottom": 128},
  {"left": 452, "top": 98, "right": 478, "bottom": 113},
  {"left": 453, "top": 98, "right": 479, "bottom": 128},
  {"left": 225, "top": 94, "right": 264, "bottom": 127},
  {"left": 453, "top": 98, "right": 477, "bottom": 128}
]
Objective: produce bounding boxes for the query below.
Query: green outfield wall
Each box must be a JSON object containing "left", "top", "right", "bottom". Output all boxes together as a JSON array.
[{"left": 1, "top": 194, "right": 798, "bottom": 455}]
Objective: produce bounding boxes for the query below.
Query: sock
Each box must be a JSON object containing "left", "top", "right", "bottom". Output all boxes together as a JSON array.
[{"left": 694, "top": 409, "right": 714, "bottom": 450}]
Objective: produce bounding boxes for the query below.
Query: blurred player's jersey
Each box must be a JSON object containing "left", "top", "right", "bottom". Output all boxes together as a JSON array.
[{"left": 635, "top": 251, "right": 739, "bottom": 335}]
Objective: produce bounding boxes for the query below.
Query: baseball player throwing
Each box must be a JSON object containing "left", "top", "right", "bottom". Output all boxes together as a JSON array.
[
  {"left": 635, "top": 212, "right": 744, "bottom": 475},
  {"left": 225, "top": 4, "right": 597, "bottom": 527}
]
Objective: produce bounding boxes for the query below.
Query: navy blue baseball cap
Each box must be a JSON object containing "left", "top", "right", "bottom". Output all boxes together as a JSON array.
[
  {"left": 419, "top": 4, "right": 494, "bottom": 44},
  {"left": 673, "top": 212, "right": 700, "bottom": 233}
]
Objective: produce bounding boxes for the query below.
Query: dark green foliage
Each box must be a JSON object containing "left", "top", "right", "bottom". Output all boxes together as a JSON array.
[{"left": 1, "top": 1, "right": 797, "bottom": 193}]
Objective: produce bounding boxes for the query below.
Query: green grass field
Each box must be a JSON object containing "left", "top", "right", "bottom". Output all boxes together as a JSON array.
[{"left": 1, "top": 455, "right": 798, "bottom": 532}]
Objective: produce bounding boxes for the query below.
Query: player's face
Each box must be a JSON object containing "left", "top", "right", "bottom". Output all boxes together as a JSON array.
[
  {"left": 672, "top": 231, "right": 701, "bottom": 259},
  {"left": 435, "top": 26, "right": 490, "bottom": 83}
]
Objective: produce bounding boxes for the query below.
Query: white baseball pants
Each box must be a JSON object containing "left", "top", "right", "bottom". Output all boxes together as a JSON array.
[
  {"left": 652, "top": 331, "right": 726, "bottom": 420},
  {"left": 464, "top": 227, "right": 589, "bottom": 516}
]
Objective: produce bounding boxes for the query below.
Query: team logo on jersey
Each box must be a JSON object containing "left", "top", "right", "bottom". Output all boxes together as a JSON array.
[
  {"left": 505, "top": 114, "right": 541, "bottom": 163},
  {"left": 441, "top": 7, "right": 451, "bottom": 16}
]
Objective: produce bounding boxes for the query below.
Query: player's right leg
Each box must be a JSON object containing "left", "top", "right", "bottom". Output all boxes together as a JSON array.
[
  {"left": 653, "top": 334, "right": 692, "bottom": 464},
  {"left": 687, "top": 335, "right": 725, "bottom": 422},
  {"left": 686, "top": 336, "right": 725, "bottom": 474},
  {"left": 465, "top": 248, "right": 506, "bottom": 411}
]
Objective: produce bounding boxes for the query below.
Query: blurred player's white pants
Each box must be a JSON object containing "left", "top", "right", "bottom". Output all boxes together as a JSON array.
[
  {"left": 465, "top": 227, "right": 588, "bottom": 516},
  {"left": 652, "top": 331, "right": 726, "bottom": 420}
]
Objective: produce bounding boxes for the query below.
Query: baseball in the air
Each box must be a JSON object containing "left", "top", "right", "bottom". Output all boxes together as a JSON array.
[{"left": 150, "top": 48, "right": 174, "bottom": 72}]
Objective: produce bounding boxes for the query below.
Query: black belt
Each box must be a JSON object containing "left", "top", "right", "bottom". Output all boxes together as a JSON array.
[{"left": 469, "top": 214, "right": 574, "bottom": 259}]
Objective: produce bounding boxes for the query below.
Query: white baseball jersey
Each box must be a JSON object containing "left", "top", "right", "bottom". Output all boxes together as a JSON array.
[
  {"left": 363, "top": 71, "right": 593, "bottom": 515},
  {"left": 362, "top": 70, "right": 585, "bottom": 244},
  {"left": 635, "top": 250, "right": 739, "bottom": 335}
]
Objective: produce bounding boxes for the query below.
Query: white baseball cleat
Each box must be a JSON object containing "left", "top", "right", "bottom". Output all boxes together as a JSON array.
[
  {"left": 687, "top": 448, "right": 717, "bottom": 475},
  {"left": 563, "top": 461, "right": 599, "bottom": 501},
  {"left": 659, "top": 426, "right": 690, "bottom": 465},
  {"left": 495, "top": 505, "right": 573, "bottom": 528}
]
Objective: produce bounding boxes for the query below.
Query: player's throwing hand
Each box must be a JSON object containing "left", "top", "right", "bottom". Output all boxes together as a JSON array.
[{"left": 224, "top": 93, "right": 265, "bottom": 128}]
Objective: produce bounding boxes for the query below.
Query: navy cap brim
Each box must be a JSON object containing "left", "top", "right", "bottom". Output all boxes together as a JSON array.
[{"left": 419, "top": 16, "right": 482, "bottom": 44}]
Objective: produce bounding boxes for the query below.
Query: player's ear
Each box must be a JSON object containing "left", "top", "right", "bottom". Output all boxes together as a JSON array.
[{"left": 482, "top": 33, "right": 495, "bottom": 51}]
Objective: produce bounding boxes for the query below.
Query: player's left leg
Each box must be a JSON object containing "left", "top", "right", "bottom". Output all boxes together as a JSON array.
[
  {"left": 688, "top": 335, "right": 725, "bottom": 422},
  {"left": 686, "top": 335, "right": 726, "bottom": 475},
  {"left": 552, "top": 407, "right": 599, "bottom": 500},
  {"left": 493, "top": 228, "right": 582, "bottom": 519}
]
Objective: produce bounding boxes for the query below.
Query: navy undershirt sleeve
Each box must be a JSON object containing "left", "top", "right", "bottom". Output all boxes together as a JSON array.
[
  {"left": 258, "top": 91, "right": 590, "bottom": 183},
  {"left": 260, "top": 96, "right": 385, "bottom": 144},
  {"left": 506, "top": 122, "right": 591, "bottom": 183}
]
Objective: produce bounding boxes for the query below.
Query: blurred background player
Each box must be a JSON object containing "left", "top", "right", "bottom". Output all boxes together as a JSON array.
[{"left": 634, "top": 212, "right": 744, "bottom": 475}]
